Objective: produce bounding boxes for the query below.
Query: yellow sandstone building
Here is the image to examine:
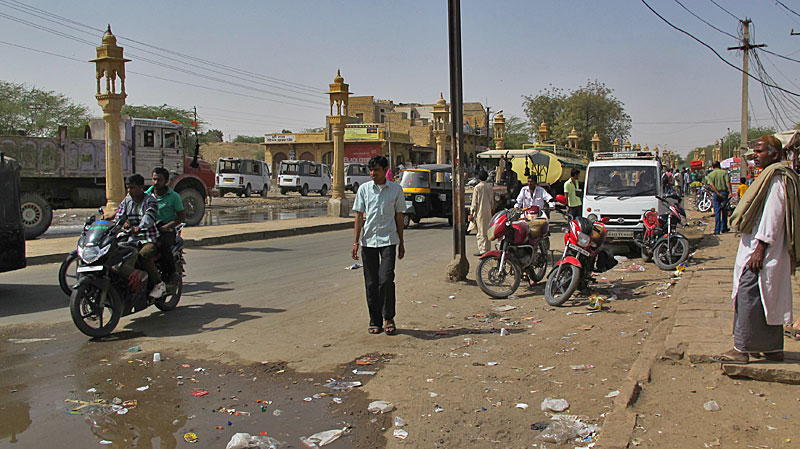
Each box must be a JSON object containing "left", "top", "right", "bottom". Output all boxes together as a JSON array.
[{"left": 262, "top": 74, "right": 490, "bottom": 175}]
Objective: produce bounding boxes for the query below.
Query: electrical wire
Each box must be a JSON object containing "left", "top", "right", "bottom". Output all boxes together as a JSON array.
[
  {"left": 708, "top": 0, "right": 740, "bottom": 21},
  {"left": 673, "top": 0, "right": 737, "bottom": 39},
  {"left": 775, "top": 0, "right": 800, "bottom": 19},
  {"left": 640, "top": 0, "right": 800, "bottom": 97}
]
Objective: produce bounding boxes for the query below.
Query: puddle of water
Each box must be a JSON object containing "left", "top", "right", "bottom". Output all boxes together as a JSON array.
[
  {"left": 0, "top": 323, "right": 388, "bottom": 449},
  {"left": 200, "top": 207, "right": 327, "bottom": 227}
]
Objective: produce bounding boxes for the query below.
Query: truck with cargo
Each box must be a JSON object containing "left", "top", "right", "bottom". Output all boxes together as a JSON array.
[{"left": 0, "top": 117, "right": 215, "bottom": 239}]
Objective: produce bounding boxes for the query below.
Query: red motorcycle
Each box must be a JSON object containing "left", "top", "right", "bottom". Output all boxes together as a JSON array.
[
  {"left": 544, "top": 195, "right": 617, "bottom": 306},
  {"left": 476, "top": 206, "right": 549, "bottom": 298}
]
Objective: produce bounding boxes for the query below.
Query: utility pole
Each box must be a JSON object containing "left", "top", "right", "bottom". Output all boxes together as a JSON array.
[
  {"left": 191, "top": 106, "right": 200, "bottom": 168},
  {"left": 387, "top": 119, "right": 393, "bottom": 174},
  {"left": 728, "top": 19, "right": 765, "bottom": 151}
]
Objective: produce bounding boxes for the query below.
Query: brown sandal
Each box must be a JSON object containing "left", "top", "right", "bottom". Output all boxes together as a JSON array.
[
  {"left": 384, "top": 320, "right": 396, "bottom": 335},
  {"left": 784, "top": 325, "right": 800, "bottom": 341},
  {"left": 368, "top": 326, "right": 382, "bottom": 334},
  {"left": 710, "top": 349, "right": 749, "bottom": 364}
]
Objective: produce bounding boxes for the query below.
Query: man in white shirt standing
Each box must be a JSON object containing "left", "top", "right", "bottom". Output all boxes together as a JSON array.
[
  {"left": 712, "top": 135, "right": 800, "bottom": 364},
  {"left": 515, "top": 174, "right": 554, "bottom": 218}
]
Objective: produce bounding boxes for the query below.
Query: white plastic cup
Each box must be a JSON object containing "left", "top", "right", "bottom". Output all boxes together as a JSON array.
[{"left": 153, "top": 352, "right": 161, "bottom": 363}]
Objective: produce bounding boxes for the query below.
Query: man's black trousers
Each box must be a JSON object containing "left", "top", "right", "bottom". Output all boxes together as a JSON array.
[
  {"left": 361, "top": 245, "right": 396, "bottom": 327},
  {"left": 157, "top": 229, "right": 176, "bottom": 276}
]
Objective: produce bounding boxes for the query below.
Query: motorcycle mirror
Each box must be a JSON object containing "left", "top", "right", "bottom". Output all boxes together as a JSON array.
[
  {"left": 601, "top": 216, "right": 610, "bottom": 224},
  {"left": 555, "top": 194, "right": 567, "bottom": 206},
  {"left": 84, "top": 215, "right": 95, "bottom": 226}
]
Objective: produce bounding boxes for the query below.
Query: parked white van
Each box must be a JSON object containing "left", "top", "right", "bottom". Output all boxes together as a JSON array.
[
  {"left": 345, "top": 163, "right": 371, "bottom": 193},
  {"left": 278, "top": 160, "right": 331, "bottom": 196},
  {"left": 581, "top": 151, "right": 670, "bottom": 253},
  {"left": 216, "top": 158, "right": 271, "bottom": 197}
]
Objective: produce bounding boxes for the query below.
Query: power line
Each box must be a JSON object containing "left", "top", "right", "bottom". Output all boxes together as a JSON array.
[
  {"left": 640, "top": 0, "right": 800, "bottom": 97},
  {"left": 673, "top": 0, "right": 737, "bottom": 39},
  {"left": 708, "top": 0, "right": 740, "bottom": 21},
  {"left": 775, "top": 0, "right": 800, "bottom": 19}
]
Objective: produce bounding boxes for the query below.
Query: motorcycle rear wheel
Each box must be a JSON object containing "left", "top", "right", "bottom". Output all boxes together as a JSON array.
[
  {"left": 697, "top": 195, "right": 712, "bottom": 212},
  {"left": 529, "top": 240, "right": 548, "bottom": 283},
  {"left": 58, "top": 253, "right": 78, "bottom": 296},
  {"left": 653, "top": 236, "right": 689, "bottom": 270},
  {"left": 476, "top": 255, "right": 521, "bottom": 298},
  {"left": 70, "top": 283, "right": 122, "bottom": 338},
  {"left": 155, "top": 277, "right": 183, "bottom": 311},
  {"left": 544, "top": 264, "right": 580, "bottom": 306}
]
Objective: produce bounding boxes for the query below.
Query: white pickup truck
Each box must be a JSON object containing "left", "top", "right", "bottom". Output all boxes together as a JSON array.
[{"left": 581, "top": 151, "right": 670, "bottom": 254}]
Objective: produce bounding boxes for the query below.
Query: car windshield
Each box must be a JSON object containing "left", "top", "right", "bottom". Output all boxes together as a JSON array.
[
  {"left": 218, "top": 160, "right": 241, "bottom": 174},
  {"left": 586, "top": 166, "right": 658, "bottom": 196},
  {"left": 280, "top": 162, "right": 299, "bottom": 175},
  {"left": 399, "top": 170, "right": 429, "bottom": 189}
]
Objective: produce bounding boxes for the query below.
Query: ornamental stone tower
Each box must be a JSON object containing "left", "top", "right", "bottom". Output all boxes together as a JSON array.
[
  {"left": 567, "top": 127, "right": 578, "bottom": 150},
  {"left": 613, "top": 138, "right": 620, "bottom": 152},
  {"left": 433, "top": 93, "right": 450, "bottom": 164},
  {"left": 493, "top": 111, "right": 505, "bottom": 151},
  {"left": 327, "top": 70, "right": 351, "bottom": 218},
  {"left": 591, "top": 132, "right": 600, "bottom": 155},
  {"left": 91, "top": 25, "right": 130, "bottom": 216}
]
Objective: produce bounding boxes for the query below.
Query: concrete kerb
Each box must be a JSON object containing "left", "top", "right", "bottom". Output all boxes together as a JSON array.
[
  {"left": 595, "top": 255, "right": 698, "bottom": 449},
  {"left": 24, "top": 221, "right": 354, "bottom": 267}
]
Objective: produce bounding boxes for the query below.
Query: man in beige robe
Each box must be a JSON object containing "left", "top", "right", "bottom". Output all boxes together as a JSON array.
[{"left": 470, "top": 170, "right": 495, "bottom": 256}]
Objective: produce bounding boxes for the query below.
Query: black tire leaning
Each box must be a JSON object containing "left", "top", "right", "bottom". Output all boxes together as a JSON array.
[
  {"left": 20, "top": 192, "right": 52, "bottom": 240},
  {"left": 403, "top": 214, "right": 411, "bottom": 229},
  {"left": 70, "top": 282, "right": 122, "bottom": 338},
  {"left": 653, "top": 236, "right": 689, "bottom": 270},
  {"left": 58, "top": 252, "right": 78, "bottom": 296},
  {"left": 352, "top": 182, "right": 359, "bottom": 193},
  {"left": 261, "top": 184, "right": 269, "bottom": 198},
  {"left": 476, "top": 255, "right": 522, "bottom": 299},
  {"left": 300, "top": 184, "right": 309, "bottom": 196},
  {"left": 320, "top": 185, "right": 328, "bottom": 196},
  {"left": 544, "top": 264, "right": 580, "bottom": 306},
  {"left": 244, "top": 184, "right": 251, "bottom": 197}
]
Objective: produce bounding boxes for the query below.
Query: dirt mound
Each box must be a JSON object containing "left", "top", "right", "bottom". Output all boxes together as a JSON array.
[{"left": 200, "top": 142, "right": 264, "bottom": 169}]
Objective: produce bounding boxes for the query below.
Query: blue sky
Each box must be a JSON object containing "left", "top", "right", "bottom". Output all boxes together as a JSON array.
[{"left": 2, "top": 0, "right": 800, "bottom": 156}]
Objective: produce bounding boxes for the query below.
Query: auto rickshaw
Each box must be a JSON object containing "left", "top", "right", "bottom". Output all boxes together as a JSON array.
[
  {"left": 0, "top": 154, "right": 26, "bottom": 273},
  {"left": 399, "top": 164, "right": 454, "bottom": 228}
]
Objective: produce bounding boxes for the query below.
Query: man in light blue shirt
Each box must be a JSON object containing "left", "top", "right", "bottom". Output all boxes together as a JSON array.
[{"left": 352, "top": 155, "right": 406, "bottom": 335}]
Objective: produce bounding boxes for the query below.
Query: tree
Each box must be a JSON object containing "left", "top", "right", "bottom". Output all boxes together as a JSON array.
[
  {"left": 723, "top": 126, "right": 776, "bottom": 151},
  {"left": 522, "top": 80, "right": 631, "bottom": 155},
  {"left": 0, "top": 80, "right": 92, "bottom": 137},
  {"left": 121, "top": 104, "right": 198, "bottom": 128},
  {"left": 498, "top": 114, "right": 532, "bottom": 149},
  {"left": 233, "top": 135, "right": 264, "bottom": 143}
]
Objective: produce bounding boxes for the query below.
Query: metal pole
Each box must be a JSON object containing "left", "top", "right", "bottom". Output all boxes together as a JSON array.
[
  {"left": 446, "top": 0, "right": 468, "bottom": 281},
  {"left": 388, "top": 119, "right": 393, "bottom": 175}
]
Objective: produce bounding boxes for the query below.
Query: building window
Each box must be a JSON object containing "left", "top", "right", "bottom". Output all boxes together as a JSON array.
[
  {"left": 380, "top": 115, "right": 385, "bottom": 123},
  {"left": 143, "top": 129, "right": 155, "bottom": 147},
  {"left": 356, "top": 113, "right": 364, "bottom": 123}
]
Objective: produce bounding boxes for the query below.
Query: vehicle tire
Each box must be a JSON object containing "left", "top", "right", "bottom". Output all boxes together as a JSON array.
[
  {"left": 653, "top": 236, "right": 689, "bottom": 271},
  {"left": 403, "top": 214, "right": 411, "bottom": 229},
  {"left": 155, "top": 278, "right": 183, "bottom": 311},
  {"left": 261, "top": 184, "right": 269, "bottom": 198},
  {"left": 69, "top": 282, "right": 122, "bottom": 338},
  {"left": 244, "top": 184, "right": 251, "bottom": 197},
  {"left": 178, "top": 188, "right": 205, "bottom": 226},
  {"left": 477, "top": 255, "right": 522, "bottom": 298},
  {"left": 530, "top": 240, "right": 548, "bottom": 283},
  {"left": 58, "top": 252, "right": 79, "bottom": 296},
  {"left": 320, "top": 184, "right": 328, "bottom": 196},
  {"left": 20, "top": 192, "right": 52, "bottom": 240},
  {"left": 697, "top": 195, "right": 712, "bottom": 213},
  {"left": 300, "top": 184, "right": 309, "bottom": 196},
  {"left": 412, "top": 216, "right": 421, "bottom": 224},
  {"left": 641, "top": 246, "right": 653, "bottom": 263},
  {"left": 352, "top": 182, "right": 359, "bottom": 193},
  {"left": 544, "top": 264, "right": 580, "bottom": 306},
  {"left": 280, "top": 188, "right": 287, "bottom": 195}
]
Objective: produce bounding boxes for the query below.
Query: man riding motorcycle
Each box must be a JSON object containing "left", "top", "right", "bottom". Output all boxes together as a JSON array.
[
  {"left": 113, "top": 173, "right": 165, "bottom": 298},
  {"left": 145, "top": 167, "right": 185, "bottom": 283},
  {"left": 514, "top": 173, "right": 554, "bottom": 277}
]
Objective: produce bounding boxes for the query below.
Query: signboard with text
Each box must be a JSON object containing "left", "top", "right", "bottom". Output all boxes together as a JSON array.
[
  {"left": 265, "top": 134, "right": 296, "bottom": 143},
  {"left": 345, "top": 124, "right": 380, "bottom": 140},
  {"left": 344, "top": 142, "right": 381, "bottom": 164}
]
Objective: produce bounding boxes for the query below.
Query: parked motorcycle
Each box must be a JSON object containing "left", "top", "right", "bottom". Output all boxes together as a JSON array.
[
  {"left": 69, "top": 215, "right": 185, "bottom": 337},
  {"left": 636, "top": 194, "right": 689, "bottom": 270},
  {"left": 476, "top": 206, "right": 549, "bottom": 298},
  {"left": 544, "top": 195, "right": 617, "bottom": 306}
]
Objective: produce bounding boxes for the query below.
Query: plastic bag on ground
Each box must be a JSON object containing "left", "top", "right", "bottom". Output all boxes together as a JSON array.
[
  {"left": 536, "top": 417, "right": 599, "bottom": 444},
  {"left": 367, "top": 400, "right": 394, "bottom": 414},
  {"left": 226, "top": 432, "right": 283, "bottom": 449},
  {"left": 540, "top": 397, "right": 570, "bottom": 412},
  {"left": 300, "top": 428, "right": 346, "bottom": 448},
  {"left": 323, "top": 380, "right": 361, "bottom": 390}
]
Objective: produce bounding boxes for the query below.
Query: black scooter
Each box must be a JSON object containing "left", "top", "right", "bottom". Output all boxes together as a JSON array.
[{"left": 69, "top": 215, "right": 184, "bottom": 338}]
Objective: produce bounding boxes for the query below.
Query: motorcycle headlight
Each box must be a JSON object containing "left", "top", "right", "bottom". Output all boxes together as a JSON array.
[
  {"left": 587, "top": 213, "right": 598, "bottom": 222},
  {"left": 577, "top": 232, "right": 591, "bottom": 247},
  {"left": 78, "top": 243, "right": 111, "bottom": 264},
  {"left": 415, "top": 195, "right": 425, "bottom": 202}
]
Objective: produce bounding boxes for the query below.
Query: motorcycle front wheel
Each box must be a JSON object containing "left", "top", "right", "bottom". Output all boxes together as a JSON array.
[
  {"left": 697, "top": 195, "right": 712, "bottom": 212},
  {"left": 544, "top": 264, "right": 580, "bottom": 306},
  {"left": 653, "top": 236, "right": 689, "bottom": 270},
  {"left": 70, "top": 282, "right": 122, "bottom": 338},
  {"left": 58, "top": 253, "right": 78, "bottom": 296},
  {"left": 155, "top": 277, "right": 183, "bottom": 311},
  {"left": 476, "top": 255, "right": 521, "bottom": 298}
]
